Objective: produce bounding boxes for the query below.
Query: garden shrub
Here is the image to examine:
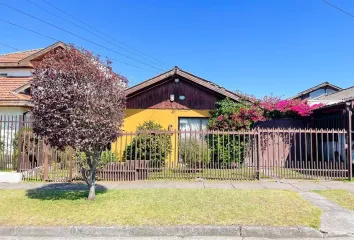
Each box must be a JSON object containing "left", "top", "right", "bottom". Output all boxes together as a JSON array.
[
  {"left": 178, "top": 137, "right": 210, "bottom": 168},
  {"left": 207, "top": 98, "right": 261, "bottom": 167},
  {"left": 124, "top": 121, "right": 172, "bottom": 168},
  {"left": 73, "top": 149, "right": 119, "bottom": 169},
  {"left": 208, "top": 133, "right": 248, "bottom": 168}
]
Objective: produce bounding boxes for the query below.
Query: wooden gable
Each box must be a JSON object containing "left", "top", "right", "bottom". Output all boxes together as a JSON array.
[{"left": 126, "top": 75, "right": 224, "bottom": 109}]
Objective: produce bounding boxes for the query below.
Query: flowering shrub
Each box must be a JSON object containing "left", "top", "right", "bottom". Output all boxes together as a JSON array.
[
  {"left": 208, "top": 98, "right": 264, "bottom": 131},
  {"left": 207, "top": 98, "right": 261, "bottom": 167},
  {"left": 206, "top": 97, "right": 322, "bottom": 167},
  {"left": 260, "top": 96, "right": 324, "bottom": 119}
]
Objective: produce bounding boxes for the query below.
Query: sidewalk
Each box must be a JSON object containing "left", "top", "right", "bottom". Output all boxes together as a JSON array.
[{"left": 1, "top": 179, "right": 353, "bottom": 193}]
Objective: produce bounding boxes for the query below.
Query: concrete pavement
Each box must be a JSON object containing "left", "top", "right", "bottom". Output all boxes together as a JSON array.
[
  {"left": 0, "top": 179, "right": 354, "bottom": 193},
  {"left": 1, "top": 237, "right": 354, "bottom": 240},
  {"left": 301, "top": 192, "right": 354, "bottom": 236}
]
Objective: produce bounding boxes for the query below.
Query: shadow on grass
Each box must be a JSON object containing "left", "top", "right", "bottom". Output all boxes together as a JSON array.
[{"left": 26, "top": 183, "right": 108, "bottom": 200}]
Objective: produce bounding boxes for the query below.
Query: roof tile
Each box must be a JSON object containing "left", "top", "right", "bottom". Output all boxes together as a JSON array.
[
  {"left": 0, "top": 49, "right": 42, "bottom": 63},
  {"left": 0, "top": 77, "right": 32, "bottom": 101}
]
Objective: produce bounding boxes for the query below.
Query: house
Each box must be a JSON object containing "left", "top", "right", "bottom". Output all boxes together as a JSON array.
[
  {"left": 123, "top": 66, "right": 245, "bottom": 132},
  {"left": 308, "top": 86, "right": 354, "bottom": 175},
  {"left": 289, "top": 82, "right": 342, "bottom": 102},
  {"left": 288, "top": 81, "right": 353, "bottom": 129},
  {"left": 310, "top": 86, "right": 354, "bottom": 128},
  {"left": 111, "top": 66, "right": 246, "bottom": 164},
  {"left": 0, "top": 41, "right": 65, "bottom": 117}
]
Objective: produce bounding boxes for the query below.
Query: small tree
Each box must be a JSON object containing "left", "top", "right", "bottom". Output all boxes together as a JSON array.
[{"left": 31, "top": 45, "right": 127, "bottom": 200}]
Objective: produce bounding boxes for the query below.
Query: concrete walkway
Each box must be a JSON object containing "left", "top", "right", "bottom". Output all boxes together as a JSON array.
[
  {"left": 301, "top": 192, "right": 354, "bottom": 236},
  {"left": 1, "top": 237, "right": 354, "bottom": 240},
  {"left": 1, "top": 179, "right": 354, "bottom": 193}
]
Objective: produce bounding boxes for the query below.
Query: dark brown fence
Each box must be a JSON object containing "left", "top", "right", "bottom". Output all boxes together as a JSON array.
[
  {"left": 259, "top": 128, "right": 348, "bottom": 179},
  {"left": 0, "top": 115, "right": 351, "bottom": 181}
]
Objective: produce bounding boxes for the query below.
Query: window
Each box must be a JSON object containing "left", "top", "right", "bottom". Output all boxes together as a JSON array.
[
  {"left": 326, "top": 88, "right": 336, "bottom": 95},
  {"left": 309, "top": 88, "right": 325, "bottom": 99},
  {"left": 178, "top": 117, "right": 208, "bottom": 132},
  {"left": 23, "top": 88, "right": 31, "bottom": 95}
]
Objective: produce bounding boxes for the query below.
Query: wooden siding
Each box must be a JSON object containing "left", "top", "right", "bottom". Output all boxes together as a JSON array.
[{"left": 126, "top": 77, "right": 223, "bottom": 109}]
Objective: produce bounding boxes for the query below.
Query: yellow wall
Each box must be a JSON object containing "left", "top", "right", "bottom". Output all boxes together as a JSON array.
[
  {"left": 112, "top": 108, "right": 211, "bottom": 165},
  {"left": 123, "top": 109, "right": 210, "bottom": 132}
]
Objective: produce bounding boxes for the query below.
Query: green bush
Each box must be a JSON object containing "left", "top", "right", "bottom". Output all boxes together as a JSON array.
[
  {"left": 73, "top": 149, "right": 119, "bottom": 169},
  {"left": 178, "top": 137, "right": 210, "bottom": 168},
  {"left": 208, "top": 134, "right": 247, "bottom": 168},
  {"left": 124, "top": 121, "right": 172, "bottom": 168}
]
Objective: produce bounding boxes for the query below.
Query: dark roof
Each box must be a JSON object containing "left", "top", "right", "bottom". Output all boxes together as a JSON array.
[
  {"left": 126, "top": 66, "right": 248, "bottom": 102},
  {"left": 288, "top": 82, "right": 342, "bottom": 100}
]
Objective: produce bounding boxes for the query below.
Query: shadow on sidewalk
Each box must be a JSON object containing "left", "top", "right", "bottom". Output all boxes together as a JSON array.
[{"left": 26, "top": 182, "right": 108, "bottom": 200}]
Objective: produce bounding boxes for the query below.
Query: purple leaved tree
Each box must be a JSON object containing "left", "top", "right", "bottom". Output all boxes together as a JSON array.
[{"left": 31, "top": 45, "right": 127, "bottom": 200}]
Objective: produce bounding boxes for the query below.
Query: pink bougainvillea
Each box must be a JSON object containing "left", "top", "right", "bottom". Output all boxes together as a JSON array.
[
  {"left": 208, "top": 99, "right": 265, "bottom": 131},
  {"left": 208, "top": 96, "right": 324, "bottom": 131},
  {"left": 260, "top": 96, "right": 324, "bottom": 118}
]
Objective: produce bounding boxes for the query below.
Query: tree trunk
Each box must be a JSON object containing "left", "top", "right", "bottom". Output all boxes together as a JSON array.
[
  {"left": 87, "top": 164, "right": 97, "bottom": 201},
  {"left": 82, "top": 152, "right": 99, "bottom": 201},
  {"left": 88, "top": 182, "right": 96, "bottom": 201}
]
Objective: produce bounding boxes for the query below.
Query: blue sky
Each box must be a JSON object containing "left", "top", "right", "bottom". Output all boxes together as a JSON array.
[{"left": 1, "top": 0, "right": 354, "bottom": 98}]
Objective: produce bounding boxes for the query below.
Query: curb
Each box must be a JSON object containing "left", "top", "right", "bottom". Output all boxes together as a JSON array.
[{"left": 0, "top": 225, "right": 352, "bottom": 238}]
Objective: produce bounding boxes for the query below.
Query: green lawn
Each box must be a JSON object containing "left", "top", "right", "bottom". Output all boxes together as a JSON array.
[
  {"left": 0, "top": 189, "right": 321, "bottom": 228},
  {"left": 314, "top": 190, "right": 354, "bottom": 211}
]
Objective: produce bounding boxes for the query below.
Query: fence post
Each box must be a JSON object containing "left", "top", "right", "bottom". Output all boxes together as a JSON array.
[
  {"left": 69, "top": 148, "right": 73, "bottom": 182},
  {"left": 16, "top": 115, "right": 23, "bottom": 172},
  {"left": 347, "top": 105, "right": 353, "bottom": 181},
  {"left": 43, "top": 144, "right": 49, "bottom": 181},
  {"left": 257, "top": 128, "right": 261, "bottom": 180}
]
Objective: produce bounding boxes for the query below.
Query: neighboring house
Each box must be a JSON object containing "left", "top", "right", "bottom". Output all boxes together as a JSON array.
[
  {"left": 308, "top": 86, "right": 354, "bottom": 166},
  {"left": 310, "top": 86, "right": 354, "bottom": 128},
  {"left": 0, "top": 41, "right": 65, "bottom": 117},
  {"left": 0, "top": 42, "right": 65, "bottom": 156},
  {"left": 310, "top": 86, "right": 354, "bottom": 106},
  {"left": 289, "top": 82, "right": 342, "bottom": 102}
]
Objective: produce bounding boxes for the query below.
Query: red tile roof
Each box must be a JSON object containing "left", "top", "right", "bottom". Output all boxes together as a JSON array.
[
  {"left": 0, "top": 49, "right": 42, "bottom": 64},
  {"left": 0, "top": 77, "right": 32, "bottom": 102}
]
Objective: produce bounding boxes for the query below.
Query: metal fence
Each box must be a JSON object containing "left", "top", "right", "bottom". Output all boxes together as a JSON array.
[
  {"left": 0, "top": 115, "right": 30, "bottom": 172},
  {"left": 0, "top": 116, "right": 351, "bottom": 181}
]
